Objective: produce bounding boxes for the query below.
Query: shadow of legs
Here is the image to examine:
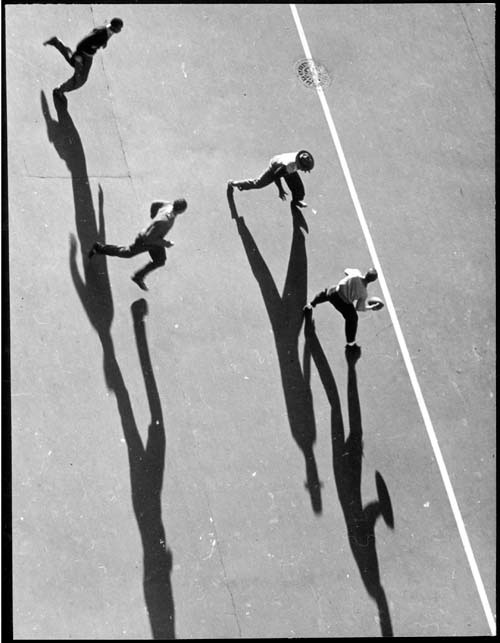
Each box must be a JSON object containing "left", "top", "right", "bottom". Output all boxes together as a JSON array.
[
  {"left": 305, "top": 318, "right": 394, "bottom": 636},
  {"left": 42, "top": 94, "right": 175, "bottom": 638},
  {"left": 228, "top": 194, "right": 322, "bottom": 514}
]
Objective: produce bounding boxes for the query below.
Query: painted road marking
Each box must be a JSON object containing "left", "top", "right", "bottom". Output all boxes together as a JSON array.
[{"left": 289, "top": 4, "right": 496, "bottom": 636}]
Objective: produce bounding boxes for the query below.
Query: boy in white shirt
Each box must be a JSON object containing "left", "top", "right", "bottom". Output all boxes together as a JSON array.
[
  {"left": 88, "top": 198, "right": 187, "bottom": 291},
  {"left": 304, "top": 268, "right": 383, "bottom": 347},
  {"left": 228, "top": 150, "right": 314, "bottom": 208}
]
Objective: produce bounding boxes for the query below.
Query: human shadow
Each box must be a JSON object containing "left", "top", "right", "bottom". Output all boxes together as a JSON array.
[
  {"left": 228, "top": 189, "right": 322, "bottom": 514},
  {"left": 304, "top": 317, "right": 394, "bottom": 637},
  {"left": 41, "top": 91, "right": 175, "bottom": 639},
  {"left": 131, "top": 298, "right": 175, "bottom": 639},
  {"left": 40, "top": 90, "right": 113, "bottom": 340}
]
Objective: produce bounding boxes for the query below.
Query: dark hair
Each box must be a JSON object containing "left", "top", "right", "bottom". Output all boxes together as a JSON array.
[
  {"left": 173, "top": 198, "right": 187, "bottom": 213},
  {"left": 110, "top": 18, "right": 123, "bottom": 30},
  {"left": 365, "top": 268, "right": 378, "bottom": 283},
  {"left": 296, "top": 150, "right": 314, "bottom": 171}
]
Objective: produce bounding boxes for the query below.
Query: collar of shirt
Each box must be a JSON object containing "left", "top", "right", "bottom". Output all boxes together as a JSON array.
[
  {"left": 106, "top": 26, "right": 114, "bottom": 38},
  {"left": 344, "top": 268, "right": 362, "bottom": 278},
  {"left": 272, "top": 152, "right": 297, "bottom": 174}
]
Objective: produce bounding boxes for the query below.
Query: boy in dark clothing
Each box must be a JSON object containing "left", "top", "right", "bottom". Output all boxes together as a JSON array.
[
  {"left": 44, "top": 17, "right": 123, "bottom": 97},
  {"left": 88, "top": 198, "right": 187, "bottom": 292}
]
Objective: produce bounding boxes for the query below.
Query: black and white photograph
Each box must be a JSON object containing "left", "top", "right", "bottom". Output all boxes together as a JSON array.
[{"left": 3, "top": 3, "right": 495, "bottom": 638}]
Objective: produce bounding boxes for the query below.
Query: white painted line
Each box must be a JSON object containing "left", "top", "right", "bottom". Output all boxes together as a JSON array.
[{"left": 289, "top": 4, "right": 496, "bottom": 637}]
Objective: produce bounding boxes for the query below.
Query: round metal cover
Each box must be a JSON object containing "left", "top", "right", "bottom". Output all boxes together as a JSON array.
[{"left": 294, "top": 58, "right": 331, "bottom": 89}]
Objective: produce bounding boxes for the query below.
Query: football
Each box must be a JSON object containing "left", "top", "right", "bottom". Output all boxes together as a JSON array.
[{"left": 368, "top": 296, "right": 384, "bottom": 311}]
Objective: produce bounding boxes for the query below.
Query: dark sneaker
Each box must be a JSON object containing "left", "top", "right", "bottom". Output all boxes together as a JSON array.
[
  {"left": 43, "top": 36, "right": 58, "bottom": 46},
  {"left": 375, "top": 471, "right": 394, "bottom": 529},
  {"left": 131, "top": 275, "right": 148, "bottom": 291},
  {"left": 293, "top": 200, "right": 308, "bottom": 208},
  {"left": 345, "top": 343, "right": 361, "bottom": 363},
  {"left": 87, "top": 242, "right": 100, "bottom": 259}
]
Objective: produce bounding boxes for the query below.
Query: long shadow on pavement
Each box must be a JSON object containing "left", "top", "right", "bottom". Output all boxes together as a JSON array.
[
  {"left": 303, "top": 317, "right": 394, "bottom": 637},
  {"left": 228, "top": 190, "right": 322, "bottom": 514},
  {"left": 41, "top": 91, "right": 175, "bottom": 639},
  {"left": 131, "top": 298, "right": 175, "bottom": 640}
]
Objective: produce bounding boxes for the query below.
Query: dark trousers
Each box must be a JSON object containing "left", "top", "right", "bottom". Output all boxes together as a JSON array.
[
  {"left": 96, "top": 237, "right": 167, "bottom": 281},
  {"left": 234, "top": 167, "right": 305, "bottom": 201},
  {"left": 51, "top": 37, "right": 93, "bottom": 92},
  {"left": 311, "top": 288, "right": 358, "bottom": 343}
]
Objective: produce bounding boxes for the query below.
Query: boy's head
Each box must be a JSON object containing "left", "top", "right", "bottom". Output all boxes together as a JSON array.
[
  {"left": 296, "top": 150, "right": 314, "bottom": 172},
  {"left": 173, "top": 198, "right": 188, "bottom": 214},
  {"left": 365, "top": 268, "right": 378, "bottom": 283},
  {"left": 110, "top": 18, "right": 124, "bottom": 33}
]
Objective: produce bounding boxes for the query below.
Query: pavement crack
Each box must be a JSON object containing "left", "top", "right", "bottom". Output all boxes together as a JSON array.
[
  {"left": 91, "top": 5, "right": 140, "bottom": 209},
  {"left": 458, "top": 4, "right": 494, "bottom": 97},
  {"left": 203, "top": 489, "right": 243, "bottom": 637}
]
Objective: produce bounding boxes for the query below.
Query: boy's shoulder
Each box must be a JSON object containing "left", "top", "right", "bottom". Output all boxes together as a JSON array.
[
  {"left": 150, "top": 200, "right": 171, "bottom": 218},
  {"left": 271, "top": 152, "right": 295, "bottom": 164}
]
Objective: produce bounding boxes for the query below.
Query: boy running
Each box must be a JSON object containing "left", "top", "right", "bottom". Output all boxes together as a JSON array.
[
  {"left": 88, "top": 198, "right": 187, "bottom": 291},
  {"left": 44, "top": 17, "right": 123, "bottom": 98}
]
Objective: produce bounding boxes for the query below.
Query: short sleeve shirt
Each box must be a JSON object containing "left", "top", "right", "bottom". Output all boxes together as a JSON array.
[
  {"left": 337, "top": 269, "right": 367, "bottom": 304},
  {"left": 270, "top": 152, "right": 298, "bottom": 175},
  {"left": 75, "top": 26, "right": 109, "bottom": 55},
  {"left": 139, "top": 202, "right": 176, "bottom": 246}
]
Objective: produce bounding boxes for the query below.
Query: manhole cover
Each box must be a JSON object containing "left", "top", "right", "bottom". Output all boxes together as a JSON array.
[{"left": 294, "top": 58, "right": 331, "bottom": 89}]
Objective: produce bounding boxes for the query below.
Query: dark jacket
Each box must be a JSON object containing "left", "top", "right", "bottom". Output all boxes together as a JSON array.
[{"left": 75, "top": 26, "right": 110, "bottom": 56}]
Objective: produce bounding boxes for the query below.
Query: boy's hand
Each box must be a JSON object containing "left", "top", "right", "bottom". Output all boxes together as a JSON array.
[{"left": 165, "top": 240, "right": 174, "bottom": 248}]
